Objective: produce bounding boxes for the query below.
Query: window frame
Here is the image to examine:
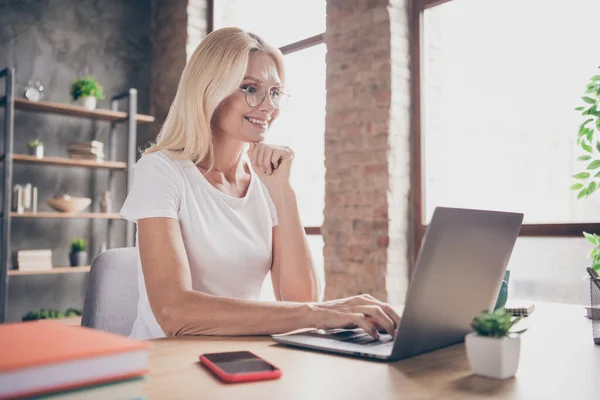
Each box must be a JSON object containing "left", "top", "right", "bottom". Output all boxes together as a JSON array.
[
  {"left": 208, "top": 1, "right": 324, "bottom": 236},
  {"left": 409, "top": 0, "right": 600, "bottom": 266}
]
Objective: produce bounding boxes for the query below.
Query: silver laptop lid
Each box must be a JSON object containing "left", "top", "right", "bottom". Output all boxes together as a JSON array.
[{"left": 391, "top": 207, "right": 523, "bottom": 360}]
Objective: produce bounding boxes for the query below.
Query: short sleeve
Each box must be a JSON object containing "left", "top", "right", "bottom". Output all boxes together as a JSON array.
[{"left": 119, "top": 152, "right": 182, "bottom": 223}]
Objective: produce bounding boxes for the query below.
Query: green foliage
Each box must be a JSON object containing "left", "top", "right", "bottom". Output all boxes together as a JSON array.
[
  {"left": 70, "top": 76, "right": 105, "bottom": 101},
  {"left": 583, "top": 231, "right": 600, "bottom": 272},
  {"left": 26, "top": 139, "right": 43, "bottom": 148},
  {"left": 70, "top": 237, "right": 88, "bottom": 253},
  {"left": 470, "top": 308, "right": 523, "bottom": 338},
  {"left": 573, "top": 67, "right": 600, "bottom": 198},
  {"left": 22, "top": 308, "right": 82, "bottom": 321}
]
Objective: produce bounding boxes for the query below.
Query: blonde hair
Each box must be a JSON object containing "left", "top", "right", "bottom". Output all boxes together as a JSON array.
[{"left": 145, "top": 27, "right": 285, "bottom": 165}]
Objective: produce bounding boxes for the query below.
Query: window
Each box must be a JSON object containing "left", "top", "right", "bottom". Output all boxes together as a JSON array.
[
  {"left": 212, "top": 0, "right": 326, "bottom": 299},
  {"left": 417, "top": 0, "right": 600, "bottom": 304}
]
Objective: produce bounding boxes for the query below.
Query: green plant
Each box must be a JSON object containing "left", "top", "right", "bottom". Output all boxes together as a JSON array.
[
  {"left": 571, "top": 69, "right": 600, "bottom": 268},
  {"left": 70, "top": 237, "right": 88, "bottom": 253},
  {"left": 22, "top": 308, "right": 63, "bottom": 321},
  {"left": 70, "top": 76, "right": 105, "bottom": 101},
  {"left": 470, "top": 309, "right": 525, "bottom": 338},
  {"left": 571, "top": 67, "right": 600, "bottom": 198},
  {"left": 22, "top": 307, "right": 82, "bottom": 321},
  {"left": 26, "top": 139, "right": 43, "bottom": 148},
  {"left": 583, "top": 231, "right": 600, "bottom": 272}
]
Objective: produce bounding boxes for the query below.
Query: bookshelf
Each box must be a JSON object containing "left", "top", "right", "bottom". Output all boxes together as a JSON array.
[
  {"left": 8, "top": 266, "right": 91, "bottom": 276},
  {"left": 0, "top": 67, "right": 154, "bottom": 322}
]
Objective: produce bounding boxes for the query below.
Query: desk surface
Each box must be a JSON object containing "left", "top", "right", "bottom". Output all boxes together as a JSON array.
[{"left": 138, "top": 303, "right": 599, "bottom": 400}]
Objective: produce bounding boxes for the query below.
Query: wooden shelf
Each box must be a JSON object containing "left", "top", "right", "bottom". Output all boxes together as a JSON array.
[
  {"left": 1, "top": 154, "right": 127, "bottom": 169},
  {"left": 10, "top": 212, "right": 121, "bottom": 219},
  {"left": 8, "top": 266, "right": 90, "bottom": 276},
  {"left": 0, "top": 97, "right": 154, "bottom": 124}
]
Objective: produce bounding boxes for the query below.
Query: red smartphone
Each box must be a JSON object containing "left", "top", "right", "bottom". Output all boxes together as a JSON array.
[{"left": 199, "top": 351, "right": 282, "bottom": 383}]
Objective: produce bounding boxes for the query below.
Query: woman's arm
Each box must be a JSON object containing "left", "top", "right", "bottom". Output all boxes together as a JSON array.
[
  {"left": 138, "top": 217, "right": 399, "bottom": 338},
  {"left": 270, "top": 186, "right": 321, "bottom": 302}
]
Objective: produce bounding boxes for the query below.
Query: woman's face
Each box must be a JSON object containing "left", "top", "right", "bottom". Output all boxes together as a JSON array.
[{"left": 213, "top": 52, "right": 282, "bottom": 143}]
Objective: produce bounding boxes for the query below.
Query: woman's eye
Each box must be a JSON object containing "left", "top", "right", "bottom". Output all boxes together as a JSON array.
[
  {"left": 270, "top": 89, "right": 281, "bottom": 99},
  {"left": 242, "top": 84, "right": 258, "bottom": 94}
]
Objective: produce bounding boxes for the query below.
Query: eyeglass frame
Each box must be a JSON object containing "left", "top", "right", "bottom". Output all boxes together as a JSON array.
[{"left": 238, "top": 82, "right": 291, "bottom": 110}]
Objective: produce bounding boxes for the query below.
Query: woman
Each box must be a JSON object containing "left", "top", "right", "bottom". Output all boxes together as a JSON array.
[{"left": 120, "top": 27, "right": 400, "bottom": 340}]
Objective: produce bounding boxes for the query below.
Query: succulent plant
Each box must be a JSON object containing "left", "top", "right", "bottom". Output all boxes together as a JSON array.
[
  {"left": 70, "top": 76, "right": 105, "bottom": 100},
  {"left": 470, "top": 308, "right": 526, "bottom": 338},
  {"left": 70, "top": 237, "right": 88, "bottom": 253},
  {"left": 26, "top": 139, "right": 43, "bottom": 148}
]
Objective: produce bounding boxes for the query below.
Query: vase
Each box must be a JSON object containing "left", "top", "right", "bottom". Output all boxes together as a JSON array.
[
  {"left": 494, "top": 270, "right": 510, "bottom": 310},
  {"left": 465, "top": 332, "right": 521, "bottom": 379},
  {"left": 27, "top": 146, "right": 43, "bottom": 159},
  {"left": 79, "top": 96, "right": 96, "bottom": 110},
  {"left": 69, "top": 251, "right": 88, "bottom": 267}
]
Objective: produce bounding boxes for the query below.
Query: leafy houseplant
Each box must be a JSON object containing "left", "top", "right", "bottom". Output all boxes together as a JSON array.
[
  {"left": 22, "top": 307, "right": 82, "bottom": 321},
  {"left": 571, "top": 69, "right": 600, "bottom": 271},
  {"left": 465, "top": 309, "right": 526, "bottom": 380},
  {"left": 26, "top": 138, "right": 44, "bottom": 159},
  {"left": 70, "top": 76, "right": 104, "bottom": 110},
  {"left": 69, "top": 237, "right": 88, "bottom": 267}
]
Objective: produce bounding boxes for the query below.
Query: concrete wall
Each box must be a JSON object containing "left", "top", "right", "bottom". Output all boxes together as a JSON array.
[{"left": 0, "top": 0, "right": 152, "bottom": 322}]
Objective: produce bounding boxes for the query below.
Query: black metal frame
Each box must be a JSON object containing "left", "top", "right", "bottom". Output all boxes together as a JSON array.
[{"left": 0, "top": 67, "right": 138, "bottom": 323}]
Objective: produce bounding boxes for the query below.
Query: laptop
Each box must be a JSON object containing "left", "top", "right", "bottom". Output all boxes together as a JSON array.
[{"left": 272, "top": 207, "right": 524, "bottom": 361}]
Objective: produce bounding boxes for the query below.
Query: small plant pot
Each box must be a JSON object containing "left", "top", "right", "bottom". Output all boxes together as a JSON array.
[
  {"left": 27, "top": 146, "right": 44, "bottom": 159},
  {"left": 465, "top": 332, "right": 521, "bottom": 380},
  {"left": 79, "top": 96, "right": 96, "bottom": 110},
  {"left": 69, "top": 251, "right": 88, "bottom": 267}
]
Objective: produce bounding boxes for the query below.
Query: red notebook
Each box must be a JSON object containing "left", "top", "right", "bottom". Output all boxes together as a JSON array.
[{"left": 0, "top": 320, "right": 150, "bottom": 399}]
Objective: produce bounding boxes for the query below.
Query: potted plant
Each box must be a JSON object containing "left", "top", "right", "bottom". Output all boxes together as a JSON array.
[
  {"left": 69, "top": 237, "right": 88, "bottom": 267},
  {"left": 571, "top": 68, "right": 600, "bottom": 256},
  {"left": 465, "top": 308, "right": 527, "bottom": 380},
  {"left": 70, "top": 76, "right": 104, "bottom": 110},
  {"left": 26, "top": 139, "right": 44, "bottom": 159}
]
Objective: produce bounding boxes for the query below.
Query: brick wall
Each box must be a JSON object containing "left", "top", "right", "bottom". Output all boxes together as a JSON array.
[
  {"left": 324, "top": 0, "right": 411, "bottom": 303},
  {"left": 150, "top": 0, "right": 208, "bottom": 142}
]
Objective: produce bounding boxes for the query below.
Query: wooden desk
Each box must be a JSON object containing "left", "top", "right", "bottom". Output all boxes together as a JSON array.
[{"left": 138, "top": 303, "right": 599, "bottom": 399}]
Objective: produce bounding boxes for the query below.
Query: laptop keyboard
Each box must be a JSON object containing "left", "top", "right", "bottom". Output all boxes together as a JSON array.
[{"left": 317, "top": 329, "right": 383, "bottom": 345}]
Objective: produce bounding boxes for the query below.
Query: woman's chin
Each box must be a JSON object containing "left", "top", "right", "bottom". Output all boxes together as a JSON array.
[{"left": 244, "top": 130, "right": 268, "bottom": 142}]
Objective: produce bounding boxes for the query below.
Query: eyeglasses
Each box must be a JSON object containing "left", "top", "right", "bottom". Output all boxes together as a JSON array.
[{"left": 238, "top": 83, "right": 290, "bottom": 110}]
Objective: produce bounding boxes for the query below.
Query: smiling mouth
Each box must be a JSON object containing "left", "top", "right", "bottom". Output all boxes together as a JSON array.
[{"left": 245, "top": 116, "right": 268, "bottom": 128}]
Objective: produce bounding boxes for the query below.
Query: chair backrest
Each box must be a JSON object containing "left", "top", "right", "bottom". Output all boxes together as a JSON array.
[{"left": 81, "top": 247, "right": 138, "bottom": 336}]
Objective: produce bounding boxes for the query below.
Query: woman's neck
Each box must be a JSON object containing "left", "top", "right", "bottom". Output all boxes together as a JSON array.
[{"left": 198, "top": 134, "right": 249, "bottom": 182}]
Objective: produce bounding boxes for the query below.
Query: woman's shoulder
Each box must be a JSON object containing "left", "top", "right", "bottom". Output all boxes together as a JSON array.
[{"left": 134, "top": 150, "right": 190, "bottom": 181}]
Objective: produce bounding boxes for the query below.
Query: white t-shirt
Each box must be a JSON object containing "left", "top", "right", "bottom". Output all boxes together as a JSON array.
[{"left": 119, "top": 150, "right": 278, "bottom": 340}]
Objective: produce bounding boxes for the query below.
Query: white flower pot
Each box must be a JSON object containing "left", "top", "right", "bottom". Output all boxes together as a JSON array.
[
  {"left": 79, "top": 96, "right": 96, "bottom": 110},
  {"left": 465, "top": 332, "right": 521, "bottom": 380}
]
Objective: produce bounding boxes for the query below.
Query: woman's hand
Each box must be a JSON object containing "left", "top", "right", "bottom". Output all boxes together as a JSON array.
[
  {"left": 248, "top": 142, "right": 294, "bottom": 189},
  {"left": 307, "top": 294, "right": 402, "bottom": 339}
]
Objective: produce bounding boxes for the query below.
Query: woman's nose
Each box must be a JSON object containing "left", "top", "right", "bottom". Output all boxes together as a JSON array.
[{"left": 259, "top": 93, "right": 276, "bottom": 114}]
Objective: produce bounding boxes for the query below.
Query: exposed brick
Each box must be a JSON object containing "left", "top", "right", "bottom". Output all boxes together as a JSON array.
[
  {"left": 151, "top": 0, "right": 208, "bottom": 141},
  {"left": 324, "top": 0, "right": 411, "bottom": 303}
]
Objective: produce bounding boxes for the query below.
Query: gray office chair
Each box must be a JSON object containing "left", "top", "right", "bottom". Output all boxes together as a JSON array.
[{"left": 81, "top": 247, "right": 139, "bottom": 336}]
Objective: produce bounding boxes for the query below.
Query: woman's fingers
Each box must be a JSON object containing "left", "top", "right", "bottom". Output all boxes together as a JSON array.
[
  {"left": 262, "top": 146, "right": 274, "bottom": 175},
  {"left": 348, "top": 313, "right": 380, "bottom": 339},
  {"left": 348, "top": 294, "right": 401, "bottom": 330},
  {"left": 353, "top": 305, "right": 396, "bottom": 338},
  {"left": 271, "top": 149, "right": 282, "bottom": 170}
]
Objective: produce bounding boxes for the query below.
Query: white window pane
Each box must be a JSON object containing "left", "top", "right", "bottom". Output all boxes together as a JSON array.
[
  {"left": 508, "top": 237, "right": 589, "bottom": 305},
  {"left": 267, "top": 44, "right": 326, "bottom": 227},
  {"left": 214, "top": 0, "right": 325, "bottom": 47},
  {"left": 423, "top": 0, "right": 600, "bottom": 224}
]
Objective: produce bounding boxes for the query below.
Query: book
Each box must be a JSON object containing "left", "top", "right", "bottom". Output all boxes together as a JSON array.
[
  {"left": 0, "top": 320, "right": 150, "bottom": 399},
  {"left": 504, "top": 303, "right": 535, "bottom": 317}
]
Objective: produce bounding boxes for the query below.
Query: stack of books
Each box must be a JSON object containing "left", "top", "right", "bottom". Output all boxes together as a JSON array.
[
  {"left": 0, "top": 320, "right": 150, "bottom": 399},
  {"left": 67, "top": 141, "right": 105, "bottom": 161},
  {"left": 15, "top": 249, "right": 52, "bottom": 272}
]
